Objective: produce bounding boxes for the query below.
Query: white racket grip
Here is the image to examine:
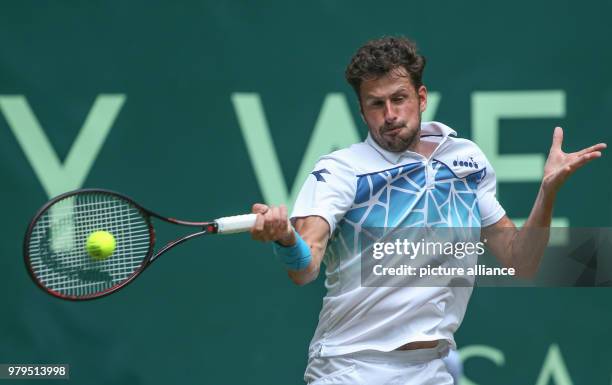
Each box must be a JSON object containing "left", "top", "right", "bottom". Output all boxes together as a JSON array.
[{"left": 215, "top": 213, "right": 257, "bottom": 234}]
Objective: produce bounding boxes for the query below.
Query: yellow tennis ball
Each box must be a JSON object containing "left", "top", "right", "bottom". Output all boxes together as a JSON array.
[{"left": 86, "top": 231, "right": 116, "bottom": 260}]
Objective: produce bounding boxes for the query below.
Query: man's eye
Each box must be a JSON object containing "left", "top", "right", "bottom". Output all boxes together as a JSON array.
[
  {"left": 392, "top": 96, "right": 405, "bottom": 103},
  {"left": 371, "top": 101, "right": 384, "bottom": 107}
]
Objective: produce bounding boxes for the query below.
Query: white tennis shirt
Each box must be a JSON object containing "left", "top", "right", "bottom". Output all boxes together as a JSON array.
[{"left": 291, "top": 121, "right": 506, "bottom": 358}]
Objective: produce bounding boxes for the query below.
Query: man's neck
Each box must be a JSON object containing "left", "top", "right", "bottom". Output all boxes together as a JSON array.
[
  {"left": 415, "top": 139, "right": 439, "bottom": 159},
  {"left": 397, "top": 136, "right": 438, "bottom": 159}
]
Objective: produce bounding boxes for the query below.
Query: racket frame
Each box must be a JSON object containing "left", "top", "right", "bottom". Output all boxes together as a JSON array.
[{"left": 24, "top": 188, "right": 220, "bottom": 301}]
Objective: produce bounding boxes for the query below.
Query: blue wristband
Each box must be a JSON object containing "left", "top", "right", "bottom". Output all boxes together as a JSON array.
[{"left": 272, "top": 230, "right": 312, "bottom": 271}]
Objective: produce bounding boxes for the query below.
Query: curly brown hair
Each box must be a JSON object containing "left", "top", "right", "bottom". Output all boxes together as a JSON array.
[{"left": 345, "top": 36, "right": 426, "bottom": 97}]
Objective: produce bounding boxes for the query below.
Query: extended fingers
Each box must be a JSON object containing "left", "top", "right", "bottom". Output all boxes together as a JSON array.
[
  {"left": 566, "top": 151, "right": 602, "bottom": 174},
  {"left": 575, "top": 142, "right": 607, "bottom": 157}
]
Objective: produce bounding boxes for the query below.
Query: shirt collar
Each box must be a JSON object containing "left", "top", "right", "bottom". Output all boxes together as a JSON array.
[{"left": 365, "top": 121, "right": 457, "bottom": 164}]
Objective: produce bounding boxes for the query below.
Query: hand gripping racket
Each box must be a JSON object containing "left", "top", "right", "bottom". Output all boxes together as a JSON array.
[{"left": 23, "top": 188, "right": 257, "bottom": 301}]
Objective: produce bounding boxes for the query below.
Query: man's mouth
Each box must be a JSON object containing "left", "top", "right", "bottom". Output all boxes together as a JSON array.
[{"left": 383, "top": 126, "right": 403, "bottom": 136}]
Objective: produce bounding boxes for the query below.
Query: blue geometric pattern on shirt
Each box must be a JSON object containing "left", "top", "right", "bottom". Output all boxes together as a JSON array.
[
  {"left": 342, "top": 160, "right": 485, "bottom": 231},
  {"left": 325, "top": 160, "right": 485, "bottom": 282}
]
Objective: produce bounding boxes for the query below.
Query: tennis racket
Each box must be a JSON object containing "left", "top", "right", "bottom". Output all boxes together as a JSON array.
[{"left": 23, "top": 188, "right": 257, "bottom": 301}]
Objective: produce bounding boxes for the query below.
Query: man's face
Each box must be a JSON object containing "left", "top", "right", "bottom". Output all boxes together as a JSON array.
[{"left": 359, "top": 67, "right": 427, "bottom": 152}]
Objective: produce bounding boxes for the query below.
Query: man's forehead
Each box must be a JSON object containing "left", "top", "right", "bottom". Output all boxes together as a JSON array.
[{"left": 361, "top": 69, "right": 415, "bottom": 99}]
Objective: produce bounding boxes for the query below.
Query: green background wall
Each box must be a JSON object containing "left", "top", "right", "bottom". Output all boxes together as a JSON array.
[{"left": 1, "top": 1, "right": 611, "bottom": 384}]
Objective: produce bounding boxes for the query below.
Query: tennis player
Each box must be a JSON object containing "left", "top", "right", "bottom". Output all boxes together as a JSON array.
[{"left": 251, "top": 36, "right": 606, "bottom": 384}]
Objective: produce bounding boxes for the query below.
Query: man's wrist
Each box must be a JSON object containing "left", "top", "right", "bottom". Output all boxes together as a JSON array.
[
  {"left": 538, "top": 183, "right": 558, "bottom": 206},
  {"left": 529, "top": 184, "right": 557, "bottom": 226},
  {"left": 272, "top": 230, "right": 312, "bottom": 271},
  {"left": 276, "top": 229, "right": 297, "bottom": 247}
]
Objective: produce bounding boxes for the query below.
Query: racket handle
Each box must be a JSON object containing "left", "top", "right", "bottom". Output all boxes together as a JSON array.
[{"left": 215, "top": 213, "right": 257, "bottom": 234}]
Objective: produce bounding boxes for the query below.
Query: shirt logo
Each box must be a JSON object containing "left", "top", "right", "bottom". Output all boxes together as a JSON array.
[
  {"left": 311, "top": 168, "right": 330, "bottom": 182},
  {"left": 453, "top": 156, "right": 479, "bottom": 169}
]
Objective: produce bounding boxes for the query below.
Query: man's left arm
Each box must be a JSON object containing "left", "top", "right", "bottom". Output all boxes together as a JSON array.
[{"left": 482, "top": 126, "right": 606, "bottom": 278}]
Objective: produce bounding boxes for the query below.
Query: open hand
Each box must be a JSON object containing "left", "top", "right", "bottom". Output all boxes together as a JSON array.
[{"left": 542, "top": 127, "right": 606, "bottom": 193}]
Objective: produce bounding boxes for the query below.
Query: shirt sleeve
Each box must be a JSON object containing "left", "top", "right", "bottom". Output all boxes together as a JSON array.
[
  {"left": 477, "top": 156, "right": 506, "bottom": 227},
  {"left": 290, "top": 155, "right": 356, "bottom": 235}
]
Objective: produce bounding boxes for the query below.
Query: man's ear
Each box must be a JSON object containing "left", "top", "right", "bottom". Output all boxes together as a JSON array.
[{"left": 418, "top": 85, "right": 428, "bottom": 113}]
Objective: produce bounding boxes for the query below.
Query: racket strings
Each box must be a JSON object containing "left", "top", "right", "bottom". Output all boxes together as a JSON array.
[{"left": 27, "top": 193, "right": 151, "bottom": 298}]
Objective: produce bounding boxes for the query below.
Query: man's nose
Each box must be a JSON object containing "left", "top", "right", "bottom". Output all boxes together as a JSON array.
[{"left": 384, "top": 100, "right": 398, "bottom": 123}]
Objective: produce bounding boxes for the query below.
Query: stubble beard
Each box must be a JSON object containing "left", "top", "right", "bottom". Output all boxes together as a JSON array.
[{"left": 375, "top": 115, "right": 422, "bottom": 153}]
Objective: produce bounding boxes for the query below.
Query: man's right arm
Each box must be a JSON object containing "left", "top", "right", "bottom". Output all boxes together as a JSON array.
[
  {"left": 250, "top": 154, "right": 355, "bottom": 285},
  {"left": 286, "top": 215, "right": 330, "bottom": 285},
  {"left": 250, "top": 203, "right": 330, "bottom": 286}
]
